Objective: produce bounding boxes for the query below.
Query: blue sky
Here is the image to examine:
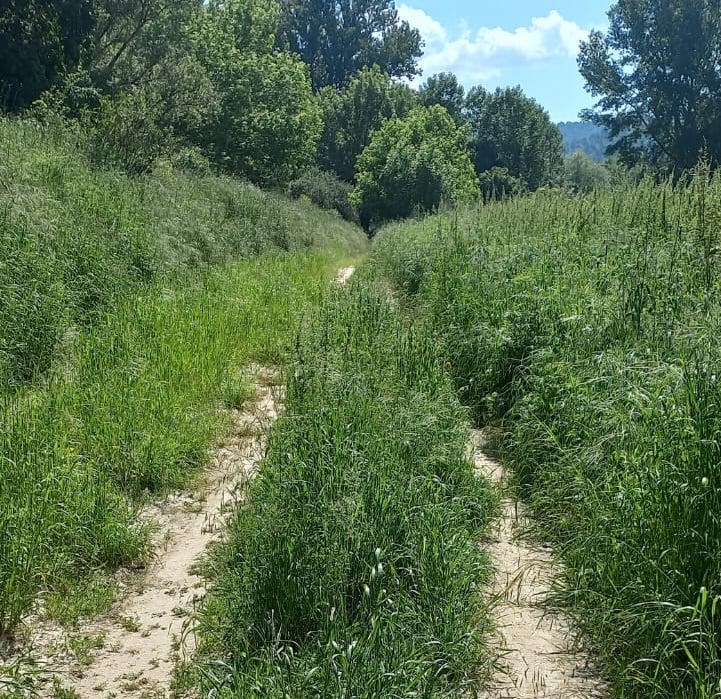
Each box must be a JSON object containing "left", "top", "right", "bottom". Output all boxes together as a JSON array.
[{"left": 397, "top": 1, "right": 612, "bottom": 122}]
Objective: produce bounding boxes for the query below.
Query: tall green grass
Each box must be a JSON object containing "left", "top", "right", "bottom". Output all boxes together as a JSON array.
[
  {"left": 0, "top": 116, "right": 366, "bottom": 633},
  {"left": 370, "top": 170, "right": 721, "bottom": 698},
  {"left": 0, "top": 117, "right": 364, "bottom": 391},
  {"left": 192, "top": 281, "right": 495, "bottom": 698}
]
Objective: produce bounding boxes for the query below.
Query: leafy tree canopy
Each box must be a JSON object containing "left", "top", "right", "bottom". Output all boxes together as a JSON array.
[
  {"left": 465, "top": 85, "right": 564, "bottom": 191},
  {"left": 352, "top": 105, "right": 478, "bottom": 230},
  {"left": 0, "top": 0, "right": 94, "bottom": 111},
  {"left": 277, "top": 0, "right": 422, "bottom": 90},
  {"left": 417, "top": 72, "right": 466, "bottom": 126},
  {"left": 579, "top": 0, "right": 721, "bottom": 171},
  {"left": 196, "top": 0, "right": 321, "bottom": 185},
  {"left": 563, "top": 151, "right": 610, "bottom": 193},
  {"left": 318, "top": 65, "right": 416, "bottom": 182}
]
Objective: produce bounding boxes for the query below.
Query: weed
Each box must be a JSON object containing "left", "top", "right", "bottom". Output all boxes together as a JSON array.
[
  {"left": 369, "top": 167, "right": 721, "bottom": 698},
  {"left": 193, "top": 283, "right": 496, "bottom": 698}
]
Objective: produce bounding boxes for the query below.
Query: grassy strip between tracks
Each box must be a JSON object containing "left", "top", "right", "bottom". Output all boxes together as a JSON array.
[{"left": 188, "top": 278, "right": 495, "bottom": 698}]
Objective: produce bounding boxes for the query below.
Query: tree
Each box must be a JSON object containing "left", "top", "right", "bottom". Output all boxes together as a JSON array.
[
  {"left": 318, "top": 65, "right": 416, "bottom": 182},
  {"left": 563, "top": 152, "right": 610, "bottom": 193},
  {"left": 417, "top": 72, "right": 466, "bottom": 126},
  {"left": 352, "top": 105, "right": 478, "bottom": 230},
  {"left": 578, "top": 0, "right": 721, "bottom": 171},
  {"left": 0, "top": 0, "right": 94, "bottom": 111},
  {"left": 465, "top": 86, "right": 564, "bottom": 191},
  {"left": 277, "top": 0, "right": 423, "bottom": 90},
  {"left": 196, "top": 0, "right": 321, "bottom": 185}
]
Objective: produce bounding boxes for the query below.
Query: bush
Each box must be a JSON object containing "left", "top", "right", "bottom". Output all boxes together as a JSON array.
[
  {"left": 563, "top": 151, "right": 610, "bottom": 193},
  {"left": 288, "top": 167, "right": 357, "bottom": 222},
  {"left": 478, "top": 167, "right": 526, "bottom": 202},
  {"left": 86, "top": 91, "right": 175, "bottom": 175},
  {"left": 351, "top": 105, "right": 478, "bottom": 230}
]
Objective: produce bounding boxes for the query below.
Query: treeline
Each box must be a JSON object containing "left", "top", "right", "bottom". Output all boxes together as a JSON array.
[
  {"left": 0, "top": 0, "right": 568, "bottom": 230},
  {"left": 5, "top": 1, "right": 718, "bottom": 230}
]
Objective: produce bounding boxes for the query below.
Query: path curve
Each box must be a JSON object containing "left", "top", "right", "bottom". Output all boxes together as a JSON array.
[{"left": 471, "top": 430, "right": 607, "bottom": 699}]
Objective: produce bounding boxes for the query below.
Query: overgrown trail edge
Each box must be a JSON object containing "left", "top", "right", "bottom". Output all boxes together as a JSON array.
[
  {"left": 23, "top": 266, "right": 358, "bottom": 697},
  {"left": 33, "top": 366, "right": 281, "bottom": 698},
  {"left": 471, "top": 430, "right": 607, "bottom": 699}
]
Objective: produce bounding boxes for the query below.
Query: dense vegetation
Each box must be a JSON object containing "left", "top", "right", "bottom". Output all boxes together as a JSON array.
[
  {"left": 370, "top": 169, "right": 721, "bottom": 698},
  {"left": 6, "top": 1, "right": 721, "bottom": 697},
  {"left": 191, "top": 281, "right": 495, "bottom": 698},
  {"left": 0, "top": 117, "right": 365, "bottom": 633}
]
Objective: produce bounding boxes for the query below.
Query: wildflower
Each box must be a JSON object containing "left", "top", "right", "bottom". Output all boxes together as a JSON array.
[
  {"left": 702, "top": 477, "right": 710, "bottom": 487},
  {"left": 377, "top": 562, "right": 384, "bottom": 576},
  {"left": 363, "top": 584, "right": 370, "bottom": 596}
]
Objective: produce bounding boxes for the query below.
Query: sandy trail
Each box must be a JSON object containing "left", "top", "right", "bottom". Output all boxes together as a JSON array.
[
  {"left": 334, "top": 266, "right": 356, "bottom": 285},
  {"left": 14, "top": 266, "right": 359, "bottom": 697},
  {"left": 471, "top": 430, "right": 607, "bottom": 699},
  {"left": 24, "top": 366, "right": 281, "bottom": 698}
]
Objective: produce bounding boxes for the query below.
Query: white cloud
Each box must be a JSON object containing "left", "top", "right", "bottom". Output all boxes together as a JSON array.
[{"left": 397, "top": 6, "right": 590, "bottom": 85}]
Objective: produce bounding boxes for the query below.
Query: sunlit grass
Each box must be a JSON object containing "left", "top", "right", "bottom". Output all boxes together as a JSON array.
[
  {"left": 370, "top": 168, "right": 721, "bottom": 698},
  {"left": 0, "top": 116, "right": 367, "bottom": 633},
  {"left": 191, "top": 281, "right": 495, "bottom": 698}
]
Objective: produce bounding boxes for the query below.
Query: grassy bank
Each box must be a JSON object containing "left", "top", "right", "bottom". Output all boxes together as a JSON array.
[
  {"left": 0, "top": 117, "right": 366, "bottom": 634},
  {"left": 0, "top": 117, "right": 364, "bottom": 392},
  {"left": 370, "top": 172, "right": 721, "bottom": 698},
  {"left": 190, "top": 280, "right": 494, "bottom": 698}
]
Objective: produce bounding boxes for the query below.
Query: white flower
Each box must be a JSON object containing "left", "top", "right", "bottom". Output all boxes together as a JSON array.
[{"left": 702, "top": 477, "right": 710, "bottom": 487}]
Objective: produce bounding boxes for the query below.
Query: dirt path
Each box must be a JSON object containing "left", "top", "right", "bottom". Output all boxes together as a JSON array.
[
  {"left": 334, "top": 266, "right": 356, "bottom": 285},
  {"left": 23, "top": 366, "right": 281, "bottom": 698},
  {"left": 471, "top": 430, "right": 607, "bottom": 699},
  {"left": 11, "top": 266, "right": 359, "bottom": 697}
]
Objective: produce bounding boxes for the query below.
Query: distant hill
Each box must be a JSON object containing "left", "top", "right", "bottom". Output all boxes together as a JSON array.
[{"left": 558, "top": 121, "right": 611, "bottom": 162}]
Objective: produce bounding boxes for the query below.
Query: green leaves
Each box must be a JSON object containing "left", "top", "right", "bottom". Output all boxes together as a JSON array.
[
  {"left": 579, "top": 0, "right": 721, "bottom": 171},
  {"left": 466, "top": 86, "right": 564, "bottom": 191},
  {"left": 277, "top": 0, "right": 422, "bottom": 90},
  {"left": 194, "top": 0, "right": 321, "bottom": 185},
  {"left": 352, "top": 105, "right": 478, "bottom": 230},
  {"left": 318, "top": 65, "right": 416, "bottom": 182}
]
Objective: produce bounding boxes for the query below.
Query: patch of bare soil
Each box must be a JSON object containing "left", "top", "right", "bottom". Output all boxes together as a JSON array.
[
  {"left": 24, "top": 366, "right": 281, "bottom": 699},
  {"left": 334, "top": 266, "right": 356, "bottom": 286},
  {"left": 471, "top": 430, "right": 607, "bottom": 699}
]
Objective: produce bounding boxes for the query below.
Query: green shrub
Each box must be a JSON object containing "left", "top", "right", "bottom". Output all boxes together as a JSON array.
[
  {"left": 85, "top": 91, "right": 175, "bottom": 174},
  {"left": 288, "top": 167, "right": 357, "bottom": 222},
  {"left": 352, "top": 105, "right": 478, "bottom": 231},
  {"left": 478, "top": 167, "right": 526, "bottom": 202}
]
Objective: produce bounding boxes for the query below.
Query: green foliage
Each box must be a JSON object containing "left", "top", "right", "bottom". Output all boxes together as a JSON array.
[
  {"left": 196, "top": 0, "right": 321, "bottom": 185},
  {"left": 579, "top": 0, "right": 721, "bottom": 170},
  {"left": 352, "top": 105, "right": 479, "bottom": 230},
  {"left": 0, "top": 115, "right": 365, "bottom": 633},
  {"left": 318, "top": 65, "right": 416, "bottom": 182},
  {"left": 370, "top": 170, "right": 721, "bottom": 698},
  {"left": 563, "top": 151, "right": 610, "bottom": 193},
  {"left": 288, "top": 167, "right": 357, "bottom": 222},
  {"left": 277, "top": 0, "right": 422, "bottom": 90},
  {"left": 85, "top": 90, "right": 175, "bottom": 174},
  {"left": 478, "top": 167, "right": 526, "bottom": 202},
  {"left": 466, "top": 85, "right": 564, "bottom": 191},
  {"left": 0, "top": 0, "right": 94, "bottom": 111},
  {"left": 417, "top": 72, "right": 466, "bottom": 126},
  {"left": 193, "top": 283, "right": 494, "bottom": 698}
]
